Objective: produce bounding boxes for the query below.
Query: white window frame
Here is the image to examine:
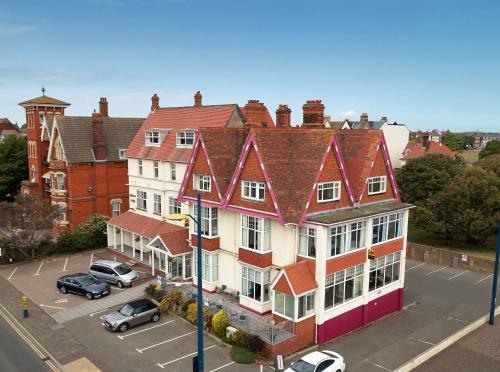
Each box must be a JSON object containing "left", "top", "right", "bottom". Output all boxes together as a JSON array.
[
  {"left": 194, "top": 174, "right": 211, "bottom": 192},
  {"left": 299, "top": 226, "right": 316, "bottom": 258},
  {"left": 153, "top": 161, "right": 159, "bottom": 178},
  {"left": 327, "top": 220, "right": 366, "bottom": 258},
  {"left": 298, "top": 292, "right": 315, "bottom": 319},
  {"left": 241, "top": 266, "right": 271, "bottom": 303},
  {"left": 153, "top": 194, "right": 162, "bottom": 214},
  {"left": 368, "top": 176, "right": 387, "bottom": 195},
  {"left": 193, "top": 204, "right": 218, "bottom": 238},
  {"left": 137, "top": 190, "right": 147, "bottom": 210},
  {"left": 169, "top": 197, "right": 181, "bottom": 214},
  {"left": 369, "top": 252, "right": 401, "bottom": 291},
  {"left": 112, "top": 200, "right": 121, "bottom": 217},
  {"left": 317, "top": 181, "right": 341, "bottom": 203},
  {"left": 324, "top": 264, "right": 364, "bottom": 310},
  {"left": 274, "top": 291, "right": 295, "bottom": 320},
  {"left": 170, "top": 163, "right": 176, "bottom": 181},
  {"left": 138, "top": 160, "right": 143, "bottom": 176},
  {"left": 242, "top": 180, "right": 265, "bottom": 202},
  {"left": 145, "top": 130, "right": 160, "bottom": 146},
  {"left": 372, "top": 212, "right": 404, "bottom": 245},
  {"left": 176, "top": 130, "right": 196, "bottom": 147},
  {"left": 241, "top": 215, "right": 271, "bottom": 253},
  {"left": 194, "top": 250, "right": 218, "bottom": 282}
]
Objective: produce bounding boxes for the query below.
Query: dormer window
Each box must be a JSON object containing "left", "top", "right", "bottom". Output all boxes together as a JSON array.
[
  {"left": 317, "top": 181, "right": 341, "bottom": 203},
  {"left": 118, "top": 149, "right": 126, "bottom": 160},
  {"left": 368, "top": 176, "right": 386, "bottom": 195},
  {"left": 194, "top": 174, "right": 211, "bottom": 192},
  {"left": 242, "top": 181, "right": 265, "bottom": 202},
  {"left": 176, "top": 130, "right": 195, "bottom": 147},
  {"left": 145, "top": 130, "right": 160, "bottom": 146}
]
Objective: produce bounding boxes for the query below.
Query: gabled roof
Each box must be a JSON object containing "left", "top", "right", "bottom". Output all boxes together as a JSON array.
[
  {"left": 272, "top": 260, "right": 317, "bottom": 296},
  {"left": 0, "top": 118, "right": 18, "bottom": 132},
  {"left": 149, "top": 229, "right": 191, "bottom": 256},
  {"left": 126, "top": 104, "right": 242, "bottom": 162},
  {"left": 401, "top": 140, "right": 455, "bottom": 160},
  {"left": 108, "top": 211, "right": 184, "bottom": 239},
  {"left": 18, "top": 95, "right": 70, "bottom": 108}
]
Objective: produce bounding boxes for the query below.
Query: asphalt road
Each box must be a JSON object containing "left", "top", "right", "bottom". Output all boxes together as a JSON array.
[{"left": 0, "top": 315, "right": 50, "bottom": 372}]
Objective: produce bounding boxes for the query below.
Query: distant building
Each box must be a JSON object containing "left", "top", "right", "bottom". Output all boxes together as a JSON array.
[
  {"left": 0, "top": 117, "right": 21, "bottom": 142},
  {"left": 400, "top": 139, "right": 456, "bottom": 166},
  {"left": 473, "top": 133, "right": 500, "bottom": 149}
]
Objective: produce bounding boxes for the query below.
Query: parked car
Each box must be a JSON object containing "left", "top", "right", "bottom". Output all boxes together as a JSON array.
[
  {"left": 89, "top": 260, "right": 139, "bottom": 288},
  {"left": 102, "top": 299, "right": 160, "bottom": 332},
  {"left": 56, "top": 273, "right": 110, "bottom": 300},
  {"left": 286, "top": 350, "right": 345, "bottom": 372}
]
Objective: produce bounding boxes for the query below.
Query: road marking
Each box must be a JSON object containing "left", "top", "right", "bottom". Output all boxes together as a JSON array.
[
  {"left": 89, "top": 252, "right": 94, "bottom": 267},
  {"left": 157, "top": 345, "right": 217, "bottom": 367},
  {"left": 448, "top": 270, "right": 469, "bottom": 281},
  {"left": 475, "top": 274, "right": 492, "bottom": 285},
  {"left": 406, "top": 262, "right": 425, "bottom": 272},
  {"left": 113, "top": 287, "right": 126, "bottom": 291},
  {"left": 8, "top": 267, "right": 17, "bottom": 280},
  {"left": 448, "top": 316, "right": 470, "bottom": 323},
  {"left": 54, "top": 299, "right": 68, "bottom": 304},
  {"left": 136, "top": 331, "right": 196, "bottom": 353},
  {"left": 117, "top": 319, "right": 176, "bottom": 339},
  {"left": 425, "top": 266, "right": 447, "bottom": 276},
  {"left": 403, "top": 301, "right": 416, "bottom": 310},
  {"left": 62, "top": 257, "right": 69, "bottom": 271},
  {"left": 40, "top": 304, "right": 66, "bottom": 310},
  {"left": 209, "top": 361, "right": 236, "bottom": 372},
  {"left": 363, "top": 360, "right": 392, "bottom": 371},
  {"left": 409, "top": 336, "right": 436, "bottom": 346},
  {"left": 89, "top": 308, "right": 109, "bottom": 317},
  {"left": 34, "top": 260, "right": 44, "bottom": 276}
]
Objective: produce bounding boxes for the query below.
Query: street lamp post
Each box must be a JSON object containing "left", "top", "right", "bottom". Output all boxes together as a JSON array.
[{"left": 489, "top": 221, "right": 500, "bottom": 326}]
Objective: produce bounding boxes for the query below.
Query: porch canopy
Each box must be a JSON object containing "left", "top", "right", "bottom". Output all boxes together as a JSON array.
[{"left": 147, "top": 230, "right": 192, "bottom": 278}]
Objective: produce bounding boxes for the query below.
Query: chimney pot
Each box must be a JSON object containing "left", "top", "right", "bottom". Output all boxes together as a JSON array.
[
  {"left": 244, "top": 99, "right": 268, "bottom": 128},
  {"left": 302, "top": 99, "right": 325, "bottom": 128},
  {"left": 194, "top": 91, "right": 203, "bottom": 107},
  {"left": 99, "top": 97, "right": 109, "bottom": 117},
  {"left": 276, "top": 104, "right": 291, "bottom": 127},
  {"left": 151, "top": 94, "right": 160, "bottom": 112}
]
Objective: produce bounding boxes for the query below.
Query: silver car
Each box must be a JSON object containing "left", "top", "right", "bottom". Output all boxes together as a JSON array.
[
  {"left": 102, "top": 299, "right": 161, "bottom": 332},
  {"left": 89, "top": 260, "right": 139, "bottom": 288}
]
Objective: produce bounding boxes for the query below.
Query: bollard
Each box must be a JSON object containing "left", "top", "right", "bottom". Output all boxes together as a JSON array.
[{"left": 21, "top": 296, "right": 29, "bottom": 319}]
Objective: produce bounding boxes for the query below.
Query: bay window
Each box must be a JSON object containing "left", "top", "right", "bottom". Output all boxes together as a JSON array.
[
  {"left": 369, "top": 252, "right": 401, "bottom": 291},
  {"left": 372, "top": 212, "right": 404, "bottom": 244},
  {"left": 241, "top": 266, "right": 270, "bottom": 302},
  {"left": 194, "top": 250, "right": 218, "bottom": 282},
  {"left": 241, "top": 215, "right": 271, "bottom": 252},
  {"left": 299, "top": 226, "right": 316, "bottom": 257},
  {"left": 242, "top": 180, "right": 265, "bottom": 201},
  {"left": 327, "top": 221, "right": 366, "bottom": 257},
  {"left": 298, "top": 292, "right": 315, "bottom": 319},
  {"left": 194, "top": 174, "right": 211, "bottom": 192},
  {"left": 193, "top": 205, "right": 218, "bottom": 237},
  {"left": 274, "top": 291, "right": 295, "bottom": 319},
  {"left": 325, "top": 264, "right": 364, "bottom": 309}
]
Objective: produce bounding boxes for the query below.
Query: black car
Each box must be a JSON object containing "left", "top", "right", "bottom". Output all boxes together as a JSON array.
[{"left": 57, "top": 273, "right": 111, "bottom": 300}]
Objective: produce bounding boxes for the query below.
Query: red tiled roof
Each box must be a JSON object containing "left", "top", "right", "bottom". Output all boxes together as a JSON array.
[
  {"left": 0, "top": 118, "right": 18, "bottom": 132},
  {"left": 157, "top": 230, "right": 191, "bottom": 256},
  {"left": 401, "top": 141, "right": 455, "bottom": 160},
  {"left": 427, "top": 141, "right": 456, "bottom": 157},
  {"left": 126, "top": 105, "right": 240, "bottom": 162},
  {"left": 108, "top": 211, "right": 185, "bottom": 239},
  {"left": 282, "top": 260, "right": 317, "bottom": 295},
  {"left": 240, "top": 107, "right": 275, "bottom": 127}
]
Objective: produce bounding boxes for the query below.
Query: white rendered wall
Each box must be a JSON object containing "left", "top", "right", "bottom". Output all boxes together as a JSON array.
[{"left": 381, "top": 124, "right": 410, "bottom": 169}]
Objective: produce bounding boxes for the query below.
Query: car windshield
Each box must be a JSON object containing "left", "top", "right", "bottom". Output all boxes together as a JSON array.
[
  {"left": 290, "top": 359, "right": 315, "bottom": 372},
  {"left": 114, "top": 263, "right": 132, "bottom": 275},
  {"left": 119, "top": 304, "right": 135, "bottom": 316},
  {"left": 78, "top": 276, "right": 99, "bottom": 286}
]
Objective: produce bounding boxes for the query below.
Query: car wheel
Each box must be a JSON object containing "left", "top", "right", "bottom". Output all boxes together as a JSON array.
[
  {"left": 117, "top": 281, "right": 124, "bottom": 288},
  {"left": 60, "top": 286, "right": 67, "bottom": 294},
  {"left": 85, "top": 292, "right": 93, "bottom": 300},
  {"left": 119, "top": 323, "right": 128, "bottom": 332},
  {"left": 151, "top": 313, "right": 160, "bottom": 322}
]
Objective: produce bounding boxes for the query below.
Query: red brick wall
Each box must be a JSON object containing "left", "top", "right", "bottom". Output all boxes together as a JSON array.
[
  {"left": 184, "top": 146, "right": 221, "bottom": 203},
  {"left": 239, "top": 248, "right": 272, "bottom": 268},
  {"left": 326, "top": 249, "right": 366, "bottom": 275},
  {"left": 361, "top": 148, "right": 395, "bottom": 204},
  {"left": 266, "top": 315, "right": 316, "bottom": 356},
  {"left": 373, "top": 238, "right": 403, "bottom": 257},
  {"left": 228, "top": 145, "right": 277, "bottom": 214},
  {"left": 307, "top": 150, "right": 351, "bottom": 214}
]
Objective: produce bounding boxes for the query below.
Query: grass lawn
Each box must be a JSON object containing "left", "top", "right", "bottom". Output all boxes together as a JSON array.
[
  {"left": 460, "top": 149, "right": 481, "bottom": 165},
  {"left": 230, "top": 345, "right": 256, "bottom": 364},
  {"left": 408, "top": 226, "right": 497, "bottom": 260}
]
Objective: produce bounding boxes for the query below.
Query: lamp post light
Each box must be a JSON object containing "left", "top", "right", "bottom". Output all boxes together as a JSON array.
[
  {"left": 489, "top": 221, "right": 500, "bottom": 326},
  {"left": 167, "top": 192, "right": 204, "bottom": 372}
]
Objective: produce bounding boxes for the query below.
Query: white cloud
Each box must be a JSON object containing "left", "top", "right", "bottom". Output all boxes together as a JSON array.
[
  {"left": 0, "top": 25, "right": 36, "bottom": 36},
  {"left": 337, "top": 110, "right": 359, "bottom": 119}
]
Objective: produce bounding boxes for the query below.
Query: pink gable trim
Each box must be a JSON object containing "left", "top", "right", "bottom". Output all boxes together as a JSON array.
[
  {"left": 298, "top": 133, "right": 355, "bottom": 226},
  {"left": 226, "top": 205, "right": 280, "bottom": 221},
  {"left": 380, "top": 135, "right": 401, "bottom": 202},
  {"left": 358, "top": 139, "right": 381, "bottom": 202},
  {"left": 180, "top": 196, "right": 222, "bottom": 208},
  {"left": 223, "top": 132, "right": 285, "bottom": 225}
]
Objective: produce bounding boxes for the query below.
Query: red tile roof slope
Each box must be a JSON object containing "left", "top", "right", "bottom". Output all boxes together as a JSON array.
[
  {"left": 0, "top": 118, "right": 18, "bottom": 132},
  {"left": 108, "top": 211, "right": 185, "bottom": 239},
  {"left": 126, "top": 105, "right": 240, "bottom": 162},
  {"left": 158, "top": 230, "right": 191, "bottom": 256},
  {"left": 401, "top": 141, "right": 455, "bottom": 160},
  {"left": 426, "top": 141, "right": 456, "bottom": 157},
  {"left": 283, "top": 260, "right": 317, "bottom": 295},
  {"left": 240, "top": 107, "right": 276, "bottom": 127}
]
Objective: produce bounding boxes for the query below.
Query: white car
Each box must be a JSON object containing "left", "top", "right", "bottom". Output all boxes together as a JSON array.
[{"left": 285, "top": 350, "right": 345, "bottom": 372}]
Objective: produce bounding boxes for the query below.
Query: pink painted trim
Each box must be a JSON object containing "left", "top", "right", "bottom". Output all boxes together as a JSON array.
[
  {"left": 177, "top": 133, "right": 202, "bottom": 202},
  {"left": 380, "top": 135, "right": 401, "bottom": 202},
  {"left": 226, "top": 205, "right": 280, "bottom": 221},
  {"left": 223, "top": 132, "right": 254, "bottom": 205},
  {"left": 333, "top": 135, "right": 356, "bottom": 204},
  {"left": 199, "top": 137, "right": 224, "bottom": 202},
  {"left": 358, "top": 138, "right": 382, "bottom": 202},
  {"left": 180, "top": 196, "right": 222, "bottom": 208}
]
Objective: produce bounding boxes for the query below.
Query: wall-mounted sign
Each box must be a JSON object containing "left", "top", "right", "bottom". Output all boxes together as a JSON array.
[{"left": 368, "top": 248, "right": 375, "bottom": 260}]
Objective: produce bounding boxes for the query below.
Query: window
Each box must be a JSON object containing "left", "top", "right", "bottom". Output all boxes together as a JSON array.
[
  {"left": 274, "top": 291, "right": 295, "bottom": 319},
  {"left": 145, "top": 130, "right": 160, "bottom": 146},
  {"left": 298, "top": 292, "right": 315, "bottom": 319},
  {"left": 56, "top": 174, "right": 64, "bottom": 191},
  {"left": 31, "top": 166, "right": 36, "bottom": 182},
  {"left": 112, "top": 200, "right": 121, "bottom": 217},
  {"left": 194, "top": 251, "right": 218, "bottom": 282},
  {"left": 241, "top": 215, "right": 271, "bottom": 252},
  {"left": 176, "top": 130, "right": 195, "bottom": 147},
  {"left": 368, "top": 176, "right": 386, "bottom": 195},
  {"left": 153, "top": 194, "right": 162, "bottom": 214},
  {"left": 170, "top": 163, "right": 176, "bottom": 181},
  {"left": 372, "top": 212, "right": 404, "bottom": 244},
  {"left": 327, "top": 221, "right": 366, "bottom": 257},
  {"left": 242, "top": 181, "right": 265, "bottom": 201},
  {"left": 54, "top": 138, "right": 63, "bottom": 160},
  {"left": 138, "top": 160, "right": 143, "bottom": 175},
  {"left": 299, "top": 226, "right": 316, "bottom": 257},
  {"left": 369, "top": 252, "right": 401, "bottom": 291},
  {"left": 241, "top": 266, "right": 270, "bottom": 302},
  {"left": 118, "top": 149, "right": 126, "bottom": 160},
  {"left": 137, "top": 190, "right": 147, "bottom": 210},
  {"left": 169, "top": 197, "right": 181, "bottom": 214},
  {"left": 325, "top": 264, "right": 364, "bottom": 309},
  {"left": 193, "top": 205, "right": 218, "bottom": 237},
  {"left": 57, "top": 204, "right": 67, "bottom": 222},
  {"left": 154, "top": 161, "right": 159, "bottom": 178},
  {"left": 194, "top": 174, "right": 211, "bottom": 192},
  {"left": 317, "top": 181, "right": 341, "bottom": 202}
]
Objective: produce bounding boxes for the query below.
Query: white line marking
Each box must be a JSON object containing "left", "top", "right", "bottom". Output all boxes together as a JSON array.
[
  {"left": 157, "top": 345, "right": 217, "bottom": 367},
  {"left": 137, "top": 331, "right": 196, "bottom": 353},
  {"left": 406, "top": 262, "right": 425, "bottom": 272},
  {"left": 62, "top": 257, "right": 68, "bottom": 271},
  {"left": 8, "top": 267, "right": 17, "bottom": 280},
  {"left": 425, "top": 266, "right": 448, "bottom": 276},
  {"left": 89, "top": 252, "right": 94, "bottom": 267},
  {"left": 475, "top": 274, "right": 493, "bottom": 285},
  {"left": 448, "top": 270, "right": 469, "bottom": 281},
  {"left": 448, "top": 316, "right": 470, "bottom": 323},
  {"left": 118, "top": 319, "right": 176, "bottom": 339},
  {"left": 40, "top": 304, "right": 65, "bottom": 310},
  {"left": 403, "top": 301, "right": 417, "bottom": 310},
  {"left": 209, "top": 361, "right": 236, "bottom": 372},
  {"left": 113, "top": 287, "right": 126, "bottom": 291},
  {"left": 89, "top": 308, "right": 109, "bottom": 317},
  {"left": 34, "top": 260, "right": 45, "bottom": 276},
  {"left": 363, "top": 360, "right": 392, "bottom": 371},
  {"left": 408, "top": 336, "right": 436, "bottom": 346}
]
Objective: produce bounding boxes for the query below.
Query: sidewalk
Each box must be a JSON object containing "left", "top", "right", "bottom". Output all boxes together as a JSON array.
[{"left": 0, "top": 275, "right": 109, "bottom": 370}]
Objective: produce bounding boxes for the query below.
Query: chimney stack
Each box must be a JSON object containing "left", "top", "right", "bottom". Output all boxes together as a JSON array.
[
  {"left": 244, "top": 100, "right": 267, "bottom": 128},
  {"left": 302, "top": 100, "right": 325, "bottom": 128},
  {"left": 380, "top": 116, "right": 388, "bottom": 125},
  {"left": 99, "top": 97, "right": 109, "bottom": 117},
  {"left": 151, "top": 94, "right": 160, "bottom": 112},
  {"left": 276, "top": 104, "right": 291, "bottom": 128},
  {"left": 194, "top": 91, "right": 202, "bottom": 107},
  {"left": 92, "top": 111, "right": 106, "bottom": 160},
  {"left": 360, "top": 113, "right": 369, "bottom": 127}
]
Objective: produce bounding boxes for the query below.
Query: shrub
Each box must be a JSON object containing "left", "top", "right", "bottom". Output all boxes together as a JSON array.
[
  {"left": 230, "top": 345, "right": 255, "bottom": 364},
  {"left": 159, "top": 288, "right": 184, "bottom": 315},
  {"left": 186, "top": 302, "right": 209, "bottom": 325},
  {"left": 230, "top": 330, "right": 249, "bottom": 348},
  {"left": 204, "top": 311, "right": 214, "bottom": 332},
  {"left": 212, "top": 310, "right": 230, "bottom": 337},
  {"left": 246, "top": 334, "right": 265, "bottom": 354},
  {"left": 180, "top": 298, "right": 195, "bottom": 318}
]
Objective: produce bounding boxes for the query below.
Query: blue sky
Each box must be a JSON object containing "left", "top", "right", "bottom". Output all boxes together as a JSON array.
[{"left": 1, "top": 0, "right": 499, "bottom": 132}]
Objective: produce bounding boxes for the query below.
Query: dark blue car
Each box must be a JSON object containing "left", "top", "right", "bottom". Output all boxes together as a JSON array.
[{"left": 57, "top": 273, "right": 110, "bottom": 300}]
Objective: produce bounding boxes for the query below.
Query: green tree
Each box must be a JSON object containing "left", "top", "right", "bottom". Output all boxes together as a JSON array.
[
  {"left": 0, "top": 136, "right": 27, "bottom": 201},
  {"left": 479, "top": 140, "right": 500, "bottom": 159},
  {"left": 443, "top": 131, "right": 466, "bottom": 151},
  {"left": 478, "top": 154, "right": 500, "bottom": 178}
]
